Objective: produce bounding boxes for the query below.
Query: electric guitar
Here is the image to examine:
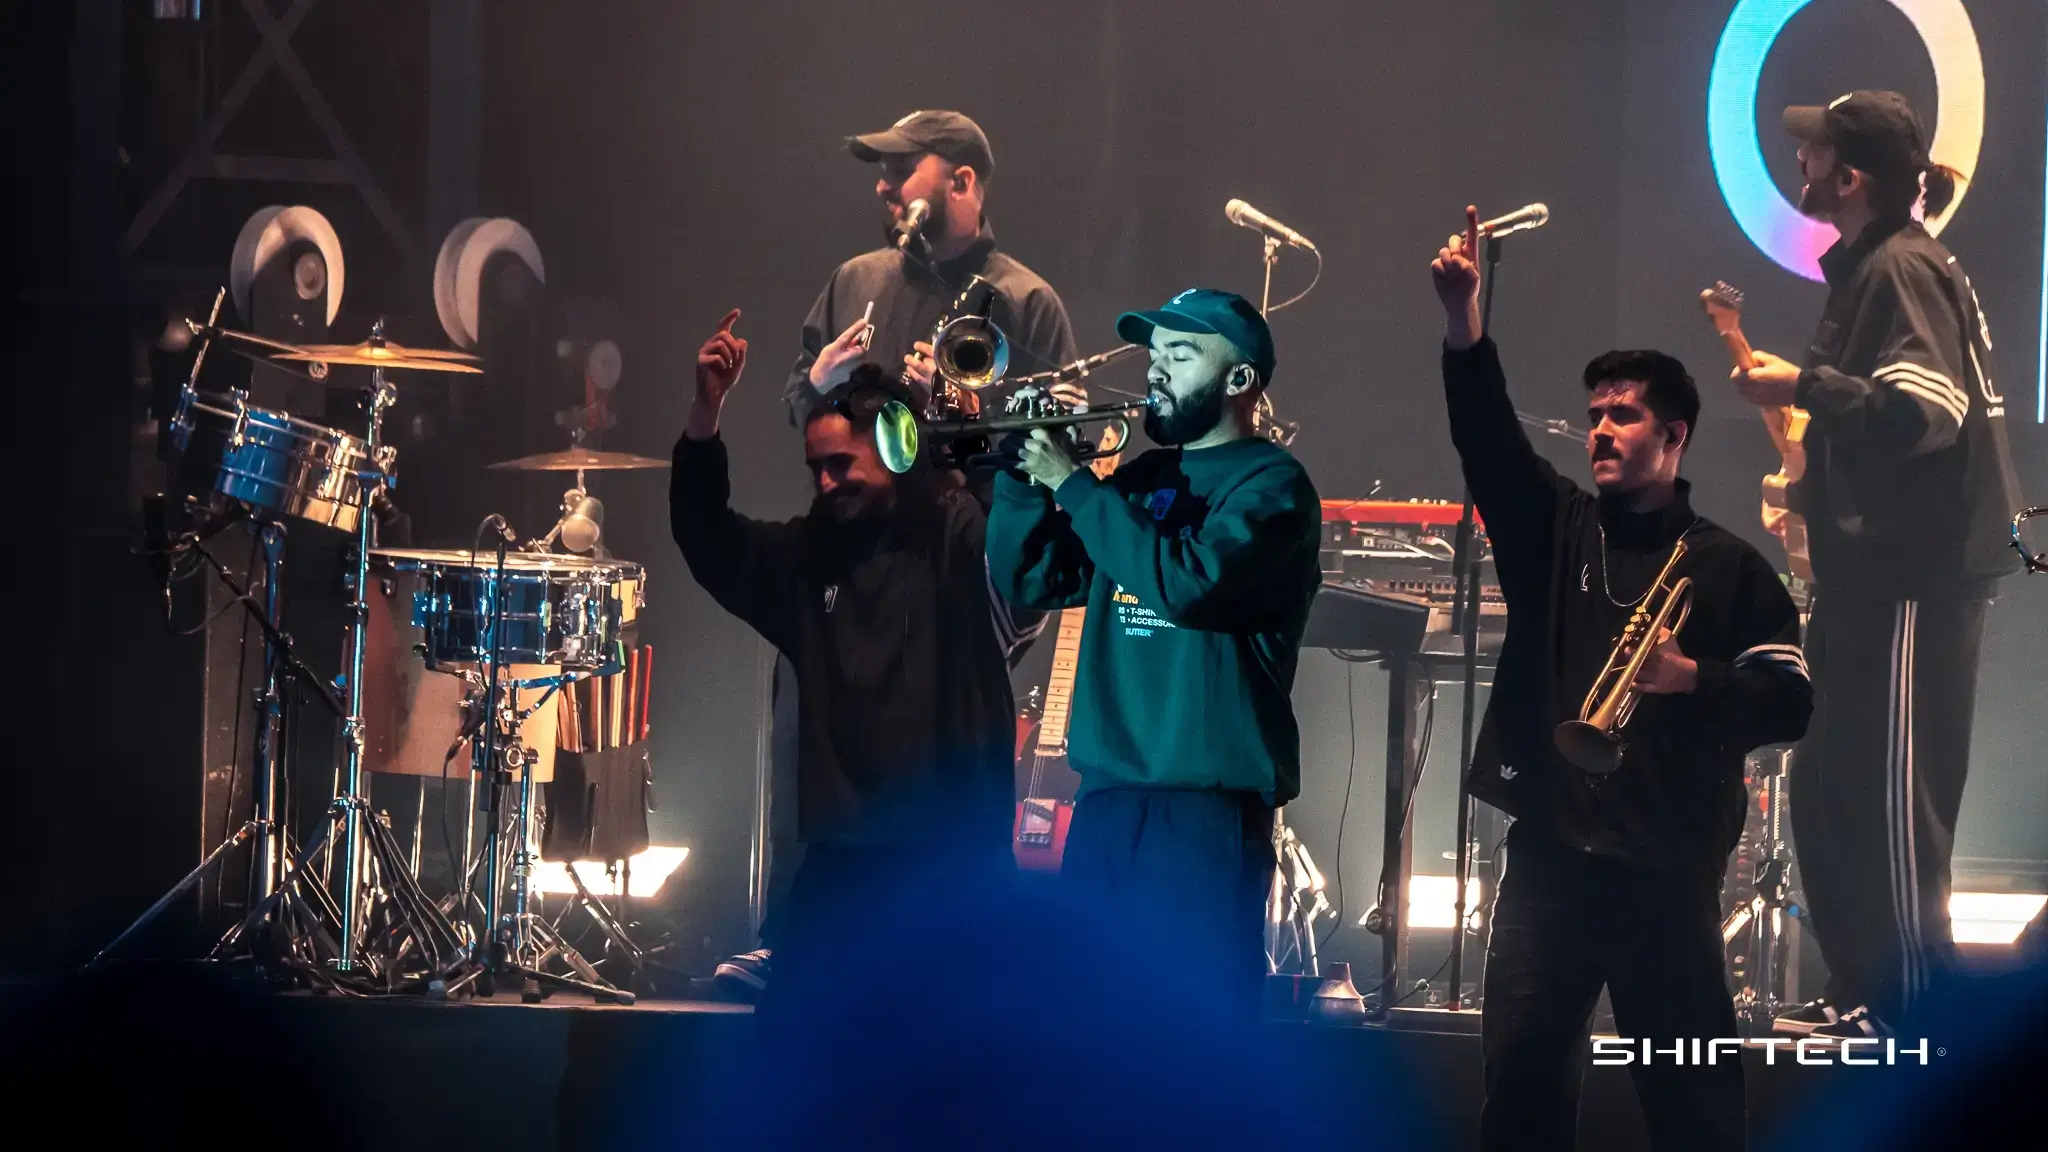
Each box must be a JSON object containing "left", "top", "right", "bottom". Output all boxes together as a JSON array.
[
  {"left": 1700, "top": 282, "right": 1813, "bottom": 595},
  {"left": 1012, "top": 610, "right": 1084, "bottom": 872},
  {"left": 1010, "top": 419, "right": 1125, "bottom": 871}
]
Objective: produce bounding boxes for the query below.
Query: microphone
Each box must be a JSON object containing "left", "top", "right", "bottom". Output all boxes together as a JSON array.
[
  {"left": 1477, "top": 203, "right": 1550, "bottom": 239},
  {"left": 1224, "top": 199, "right": 1317, "bottom": 252},
  {"left": 890, "top": 199, "right": 930, "bottom": 250}
]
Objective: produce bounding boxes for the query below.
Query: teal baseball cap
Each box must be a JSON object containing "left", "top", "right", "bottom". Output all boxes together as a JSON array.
[{"left": 1115, "top": 288, "right": 1277, "bottom": 384}]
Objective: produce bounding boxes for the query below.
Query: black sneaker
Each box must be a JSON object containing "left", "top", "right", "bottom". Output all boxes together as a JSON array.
[
  {"left": 1812, "top": 1005, "right": 1892, "bottom": 1040},
  {"left": 1772, "top": 997, "right": 1841, "bottom": 1035},
  {"left": 713, "top": 948, "right": 772, "bottom": 995}
]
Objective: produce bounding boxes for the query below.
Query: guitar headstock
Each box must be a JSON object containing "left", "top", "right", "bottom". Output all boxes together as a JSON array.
[{"left": 1700, "top": 280, "right": 1744, "bottom": 334}]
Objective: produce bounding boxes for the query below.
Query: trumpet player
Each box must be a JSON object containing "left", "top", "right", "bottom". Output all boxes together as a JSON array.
[
  {"left": 1432, "top": 211, "right": 1812, "bottom": 1152},
  {"left": 985, "top": 289, "right": 1322, "bottom": 1024},
  {"left": 783, "top": 109, "right": 1078, "bottom": 425},
  {"left": 735, "top": 109, "right": 1077, "bottom": 1001}
]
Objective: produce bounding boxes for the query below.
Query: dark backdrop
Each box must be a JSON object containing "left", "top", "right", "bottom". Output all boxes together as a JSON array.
[
  {"left": 21, "top": 0, "right": 2043, "bottom": 968},
  {"left": 468, "top": 0, "right": 2043, "bottom": 962}
]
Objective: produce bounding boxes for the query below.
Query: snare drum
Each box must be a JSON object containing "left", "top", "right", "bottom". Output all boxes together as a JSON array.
[
  {"left": 369, "top": 548, "right": 644, "bottom": 671},
  {"left": 170, "top": 385, "right": 396, "bottom": 533}
]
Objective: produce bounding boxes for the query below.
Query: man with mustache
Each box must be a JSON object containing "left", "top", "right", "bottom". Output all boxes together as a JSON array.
[
  {"left": 1431, "top": 210, "right": 1813, "bottom": 1150},
  {"left": 985, "top": 289, "right": 1322, "bottom": 1021},
  {"left": 1732, "top": 93, "right": 2024, "bottom": 1045},
  {"left": 671, "top": 311, "right": 1043, "bottom": 1083}
]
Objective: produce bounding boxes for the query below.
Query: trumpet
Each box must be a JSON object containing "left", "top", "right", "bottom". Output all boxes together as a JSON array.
[
  {"left": 1554, "top": 538, "right": 1694, "bottom": 775},
  {"left": 876, "top": 389, "right": 1152, "bottom": 475}
]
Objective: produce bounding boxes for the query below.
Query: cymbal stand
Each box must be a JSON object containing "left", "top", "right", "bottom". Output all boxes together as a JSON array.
[{"left": 328, "top": 351, "right": 394, "bottom": 971}]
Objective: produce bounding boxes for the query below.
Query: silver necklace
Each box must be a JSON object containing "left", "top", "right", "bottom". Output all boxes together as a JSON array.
[{"left": 1597, "top": 518, "right": 1700, "bottom": 608}]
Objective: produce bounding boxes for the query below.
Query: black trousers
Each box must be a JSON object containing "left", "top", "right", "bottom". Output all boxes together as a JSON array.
[
  {"left": 1792, "top": 598, "right": 1985, "bottom": 1021},
  {"left": 746, "top": 841, "right": 1020, "bottom": 1148},
  {"left": 1480, "top": 825, "right": 1744, "bottom": 1152},
  {"left": 1061, "top": 788, "right": 1275, "bottom": 1025}
]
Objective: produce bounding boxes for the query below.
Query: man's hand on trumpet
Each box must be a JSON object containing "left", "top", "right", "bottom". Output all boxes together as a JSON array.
[
  {"left": 1014, "top": 426, "right": 1083, "bottom": 491},
  {"left": 1630, "top": 628, "right": 1699, "bottom": 696}
]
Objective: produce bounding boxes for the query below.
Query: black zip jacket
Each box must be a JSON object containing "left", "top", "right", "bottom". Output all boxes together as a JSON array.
[
  {"left": 669, "top": 434, "right": 1032, "bottom": 847},
  {"left": 1793, "top": 219, "right": 2023, "bottom": 600},
  {"left": 1445, "top": 338, "right": 1813, "bottom": 872},
  {"left": 782, "top": 222, "right": 1079, "bottom": 426}
]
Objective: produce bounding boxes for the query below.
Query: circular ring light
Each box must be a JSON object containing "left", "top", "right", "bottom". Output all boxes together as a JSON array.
[{"left": 1707, "top": 0, "right": 1982, "bottom": 281}]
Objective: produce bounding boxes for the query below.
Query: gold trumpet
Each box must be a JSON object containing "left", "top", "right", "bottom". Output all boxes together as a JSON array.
[{"left": 1554, "top": 539, "right": 1695, "bottom": 775}]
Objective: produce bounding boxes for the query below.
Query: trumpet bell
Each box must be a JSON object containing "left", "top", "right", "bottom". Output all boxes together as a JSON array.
[
  {"left": 1554, "top": 720, "right": 1623, "bottom": 775},
  {"left": 934, "top": 315, "right": 1008, "bottom": 390},
  {"left": 875, "top": 399, "right": 921, "bottom": 475}
]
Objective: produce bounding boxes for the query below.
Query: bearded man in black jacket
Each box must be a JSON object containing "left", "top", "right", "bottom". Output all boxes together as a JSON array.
[
  {"left": 1733, "top": 92, "right": 2024, "bottom": 1044},
  {"left": 1432, "top": 211, "right": 1814, "bottom": 1152}
]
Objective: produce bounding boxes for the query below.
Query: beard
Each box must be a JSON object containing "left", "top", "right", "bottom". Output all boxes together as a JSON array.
[
  {"left": 887, "top": 194, "right": 950, "bottom": 250},
  {"left": 1144, "top": 376, "right": 1227, "bottom": 446},
  {"left": 1796, "top": 172, "right": 1841, "bottom": 218}
]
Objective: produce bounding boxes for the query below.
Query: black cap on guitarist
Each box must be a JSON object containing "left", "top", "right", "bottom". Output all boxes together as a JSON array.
[{"left": 1730, "top": 90, "right": 2024, "bottom": 1044}]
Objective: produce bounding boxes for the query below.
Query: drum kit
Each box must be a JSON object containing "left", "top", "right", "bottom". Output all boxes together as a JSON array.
[{"left": 95, "top": 288, "right": 665, "bottom": 1004}]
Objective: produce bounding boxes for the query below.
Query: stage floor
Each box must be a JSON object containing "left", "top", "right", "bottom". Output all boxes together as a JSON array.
[{"left": 8, "top": 965, "right": 1952, "bottom": 1152}]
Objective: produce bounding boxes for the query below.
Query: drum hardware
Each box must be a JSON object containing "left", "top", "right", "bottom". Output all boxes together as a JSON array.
[
  {"left": 525, "top": 476, "right": 607, "bottom": 556},
  {"left": 1268, "top": 815, "right": 1331, "bottom": 977},
  {"left": 434, "top": 651, "right": 634, "bottom": 1004},
  {"left": 94, "top": 506, "right": 352, "bottom": 978},
  {"left": 383, "top": 530, "right": 634, "bottom": 1003},
  {"left": 1724, "top": 747, "right": 1799, "bottom": 1035}
]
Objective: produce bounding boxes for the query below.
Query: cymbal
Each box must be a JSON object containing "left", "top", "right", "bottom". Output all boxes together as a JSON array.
[
  {"left": 274, "top": 338, "right": 483, "bottom": 373},
  {"left": 487, "top": 448, "right": 669, "bottom": 472}
]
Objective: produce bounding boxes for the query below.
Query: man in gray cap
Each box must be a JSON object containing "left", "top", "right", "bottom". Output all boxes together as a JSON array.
[
  {"left": 1733, "top": 91, "right": 2022, "bottom": 1043},
  {"left": 721, "top": 111, "right": 1078, "bottom": 1002},
  {"left": 783, "top": 109, "right": 1079, "bottom": 425}
]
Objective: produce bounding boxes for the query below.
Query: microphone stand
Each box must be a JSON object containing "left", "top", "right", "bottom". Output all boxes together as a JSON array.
[{"left": 1444, "top": 232, "right": 1504, "bottom": 1012}]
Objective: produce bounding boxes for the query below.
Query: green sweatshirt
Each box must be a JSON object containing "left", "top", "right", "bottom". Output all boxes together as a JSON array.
[{"left": 985, "top": 438, "right": 1322, "bottom": 802}]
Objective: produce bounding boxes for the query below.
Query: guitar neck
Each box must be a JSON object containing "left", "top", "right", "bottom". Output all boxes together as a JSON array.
[
  {"left": 1718, "top": 323, "right": 1799, "bottom": 449},
  {"left": 1034, "top": 609, "right": 1087, "bottom": 754},
  {"left": 1718, "top": 327, "right": 1756, "bottom": 373}
]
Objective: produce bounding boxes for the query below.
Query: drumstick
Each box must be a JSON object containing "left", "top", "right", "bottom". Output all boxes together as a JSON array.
[
  {"left": 639, "top": 645, "right": 653, "bottom": 741},
  {"left": 625, "top": 648, "right": 640, "bottom": 747},
  {"left": 611, "top": 658, "right": 626, "bottom": 749}
]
